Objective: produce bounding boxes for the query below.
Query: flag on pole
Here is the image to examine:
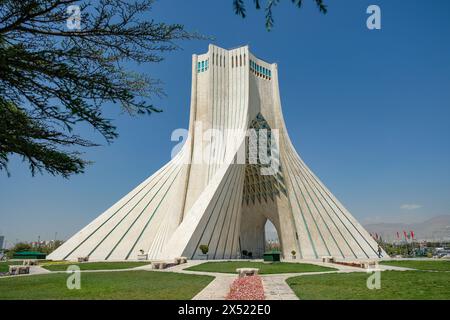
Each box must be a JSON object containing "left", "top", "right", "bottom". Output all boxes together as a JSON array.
[
  {"left": 375, "top": 233, "right": 379, "bottom": 240},
  {"left": 396, "top": 231, "right": 400, "bottom": 239},
  {"left": 403, "top": 230, "right": 408, "bottom": 239},
  {"left": 410, "top": 230, "right": 414, "bottom": 240}
]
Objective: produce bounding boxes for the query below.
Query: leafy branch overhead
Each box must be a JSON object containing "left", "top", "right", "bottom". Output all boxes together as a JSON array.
[
  {"left": 0, "top": 0, "right": 200, "bottom": 177},
  {"left": 233, "top": 0, "right": 327, "bottom": 30}
]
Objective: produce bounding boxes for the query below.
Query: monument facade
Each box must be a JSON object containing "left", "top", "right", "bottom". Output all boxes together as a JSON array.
[{"left": 49, "top": 45, "right": 383, "bottom": 261}]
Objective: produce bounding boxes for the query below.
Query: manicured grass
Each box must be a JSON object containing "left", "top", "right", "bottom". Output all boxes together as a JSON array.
[
  {"left": 42, "top": 261, "right": 151, "bottom": 271},
  {"left": 287, "top": 271, "right": 450, "bottom": 300},
  {"left": 185, "top": 261, "right": 336, "bottom": 274},
  {"left": 0, "top": 271, "right": 214, "bottom": 300},
  {"left": 0, "top": 261, "right": 25, "bottom": 273},
  {"left": 380, "top": 260, "right": 450, "bottom": 271}
]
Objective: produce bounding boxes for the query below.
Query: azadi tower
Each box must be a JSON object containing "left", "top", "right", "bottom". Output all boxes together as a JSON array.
[{"left": 49, "top": 45, "right": 383, "bottom": 261}]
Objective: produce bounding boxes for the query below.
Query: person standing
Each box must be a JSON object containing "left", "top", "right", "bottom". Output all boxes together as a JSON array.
[{"left": 377, "top": 245, "right": 383, "bottom": 258}]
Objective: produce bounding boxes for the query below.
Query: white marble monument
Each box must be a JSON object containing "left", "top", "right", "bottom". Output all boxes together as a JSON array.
[{"left": 49, "top": 45, "right": 384, "bottom": 261}]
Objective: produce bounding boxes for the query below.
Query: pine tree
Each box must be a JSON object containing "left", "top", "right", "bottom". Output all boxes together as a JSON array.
[{"left": 0, "top": 0, "right": 199, "bottom": 177}]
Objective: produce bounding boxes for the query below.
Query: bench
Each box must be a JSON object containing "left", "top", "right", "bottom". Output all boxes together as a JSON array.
[
  {"left": 152, "top": 261, "right": 167, "bottom": 270},
  {"left": 137, "top": 254, "right": 148, "bottom": 261},
  {"left": 77, "top": 256, "right": 89, "bottom": 263},
  {"left": 9, "top": 265, "right": 30, "bottom": 275},
  {"left": 236, "top": 268, "right": 259, "bottom": 277},
  {"left": 175, "top": 257, "right": 187, "bottom": 265},
  {"left": 23, "top": 259, "right": 38, "bottom": 266},
  {"left": 361, "top": 260, "right": 378, "bottom": 269},
  {"left": 322, "top": 256, "right": 335, "bottom": 263}
]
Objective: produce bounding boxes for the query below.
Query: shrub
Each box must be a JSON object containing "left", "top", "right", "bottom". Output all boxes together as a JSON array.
[{"left": 199, "top": 244, "right": 209, "bottom": 255}]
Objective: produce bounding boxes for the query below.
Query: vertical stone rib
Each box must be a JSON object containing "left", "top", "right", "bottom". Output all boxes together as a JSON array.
[
  {"left": 300, "top": 160, "right": 378, "bottom": 257},
  {"left": 189, "top": 164, "right": 238, "bottom": 259},
  {"left": 59, "top": 151, "right": 179, "bottom": 260},
  {"left": 291, "top": 152, "right": 358, "bottom": 259},
  {"left": 220, "top": 165, "right": 245, "bottom": 258},
  {"left": 208, "top": 164, "right": 242, "bottom": 257},
  {"left": 94, "top": 155, "right": 183, "bottom": 260},
  {"left": 284, "top": 144, "right": 343, "bottom": 258},
  {"left": 282, "top": 151, "right": 319, "bottom": 259}
]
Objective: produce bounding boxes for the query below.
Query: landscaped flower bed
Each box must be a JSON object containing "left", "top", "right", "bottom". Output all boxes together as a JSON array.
[{"left": 226, "top": 276, "right": 265, "bottom": 300}]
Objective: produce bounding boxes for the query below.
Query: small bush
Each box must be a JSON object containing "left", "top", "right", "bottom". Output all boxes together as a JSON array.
[{"left": 199, "top": 244, "right": 209, "bottom": 255}]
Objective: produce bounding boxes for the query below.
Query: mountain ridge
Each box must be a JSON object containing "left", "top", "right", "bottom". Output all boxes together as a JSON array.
[{"left": 364, "top": 215, "right": 450, "bottom": 242}]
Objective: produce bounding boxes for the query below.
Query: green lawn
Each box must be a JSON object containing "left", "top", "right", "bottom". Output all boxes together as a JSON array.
[
  {"left": 287, "top": 271, "right": 450, "bottom": 300},
  {"left": 0, "top": 271, "right": 213, "bottom": 300},
  {"left": 380, "top": 260, "right": 450, "bottom": 271},
  {"left": 185, "top": 261, "right": 336, "bottom": 274},
  {"left": 0, "top": 261, "right": 26, "bottom": 273},
  {"left": 42, "top": 261, "right": 151, "bottom": 271}
]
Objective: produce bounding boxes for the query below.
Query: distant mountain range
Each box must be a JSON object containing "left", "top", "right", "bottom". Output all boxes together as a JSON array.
[
  {"left": 264, "top": 215, "right": 450, "bottom": 243},
  {"left": 364, "top": 215, "right": 450, "bottom": 242}
]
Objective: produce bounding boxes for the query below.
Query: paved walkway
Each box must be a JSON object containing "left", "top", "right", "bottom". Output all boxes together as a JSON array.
[
  {"left": 29, "top": 265, "right": 52, "bottom": 275},
  {"left": 0, "top": 265, "right": 52, "bottom": 279},
  {"left": 376, "top": 264, "right": 415, "bottom": 271},
  {"left": 262, "top": 276, "right": 298, "bottom": 300},
  {"left": 192, "top": 276, "right": 235, "bottom": 300}
]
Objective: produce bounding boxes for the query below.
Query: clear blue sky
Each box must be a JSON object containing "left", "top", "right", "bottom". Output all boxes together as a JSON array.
[{"left": 1, "top": 0, "right": 449, "bottom": 245}]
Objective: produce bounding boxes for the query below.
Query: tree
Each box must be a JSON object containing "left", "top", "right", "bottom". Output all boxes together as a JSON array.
[
  {"left": 0, "top": 0, "right": 198, "bottom": 177},
  {"left": 6, "top": 242, "right": 32, "bottom": 258},
  {"left": 11, "top": 242, "right": 32, "bottom": 252},
  {"left": 233, "top": 0, "right": 327, "bottom": 30},
  {"left": 33, "top": 240, "right": 63, "bottom": 255}
]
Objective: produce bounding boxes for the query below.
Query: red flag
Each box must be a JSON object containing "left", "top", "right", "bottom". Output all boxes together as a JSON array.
[
  {"left": 410, "top": 230, "right": 414, "bottom": 239},
  {"left": 403, "top": 230, "right": 408, "bottom": 239},
  {"left": 396, "top": 231, "right": 400, "bottom": 239}
]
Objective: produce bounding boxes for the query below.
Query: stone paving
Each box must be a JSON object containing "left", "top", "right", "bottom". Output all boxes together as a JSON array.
[
  {"left": 29, "top": 265, "right": 52, "bottom": 275},
  {"left": 192, "top": 276, "right": 235, "bottom": 300},
  {"left": 376, "top": 264, "right": 416, "bottom": 271},
  {"left": 261, "top": 276, "right": 298, "bottom": 300}
]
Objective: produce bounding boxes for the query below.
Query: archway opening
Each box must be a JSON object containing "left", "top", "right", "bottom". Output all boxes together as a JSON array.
[{"left": 265, "top": 219, "right": 281, "bottom": 253}]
